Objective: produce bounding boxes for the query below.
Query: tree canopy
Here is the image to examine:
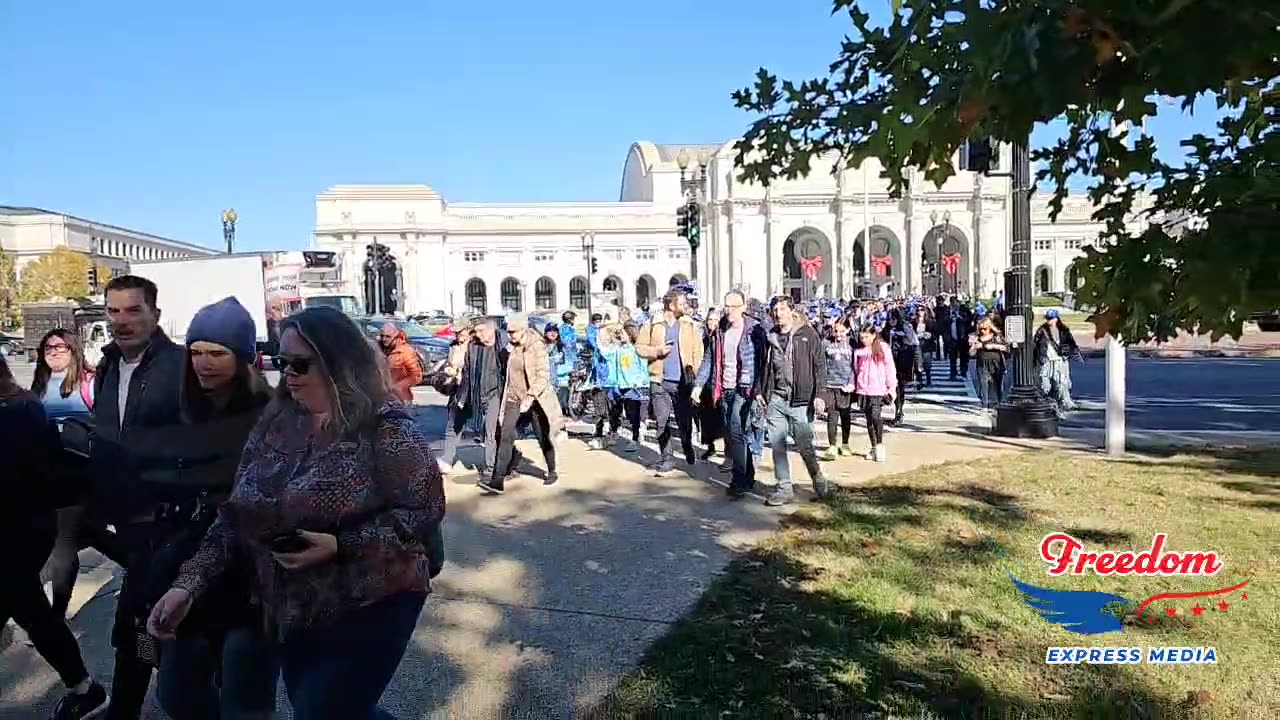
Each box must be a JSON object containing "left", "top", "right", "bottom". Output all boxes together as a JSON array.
[
  {"left": 0, "top": 247, "right": 18, "bottom": 329},
  {"left": 17, "top": 248, "right": 91, "bottom": 304},
  {"left": 731, "top": 0, "right": 1278, "bottom": 342}
]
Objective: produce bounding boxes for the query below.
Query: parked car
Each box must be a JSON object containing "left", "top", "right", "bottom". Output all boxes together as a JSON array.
[
  {"left": 351, "top": 316, "right": 450, "bottom": 383},
  {"left": 1251, "top": 310, "right": 1280, "bottom": 332},
  {"left": 1, "top": 333, "right": 24, "bottom": 357}
]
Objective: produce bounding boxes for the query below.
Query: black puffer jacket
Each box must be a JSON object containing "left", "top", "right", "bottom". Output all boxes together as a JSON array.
[{"left": 1034, "top": 324, "right": 1080, "bottom": 364}]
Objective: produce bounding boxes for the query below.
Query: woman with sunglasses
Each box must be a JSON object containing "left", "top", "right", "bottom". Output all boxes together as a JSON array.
[
  {"left": 149, "top": 306, "right": 444, "bottom": 720},
  {"left": 31, "top": 329, "right": 99, "bottom": 621}
]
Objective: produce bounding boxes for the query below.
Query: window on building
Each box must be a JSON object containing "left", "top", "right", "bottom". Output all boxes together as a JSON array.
[
  {"left": 635, "top": 249, "right": 656, "bottom": 261},
  {"left": 607, "top": 250, "right": 624, "bottom": 261},
  {"left": 569, "top": 276, "right": 589, "bottom": 309},
  {"left": 1034, "top": 239, "right": 1054, "bottom": 251},
  {"left": 500, "top": 277, "right": 522, "bottom": 312},
  {"left": 534, "top": 252, "right": 555, "bottom": 263},
  {"left": 465, "top": 278, "right": 487, "bottom": 314},
  {"left": 1064, "top": 238, "right": 1083, "bottom": 250},
  {"left": 463, "top": 251, "right": 485, "bottom": 262},
  {"left": 535, "top": 277, "right": 556, "bottom": 309},
  {"left": 667, "top": 248, "right": 688, "bottom": 260}
]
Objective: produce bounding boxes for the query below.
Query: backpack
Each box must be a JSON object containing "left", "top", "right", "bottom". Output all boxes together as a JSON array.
[
  {"left": 369, "top": 406, "right": 446, "bottom": 578},
  {"left": 78, "top": 372, "right": 95, "bottom": 410}
]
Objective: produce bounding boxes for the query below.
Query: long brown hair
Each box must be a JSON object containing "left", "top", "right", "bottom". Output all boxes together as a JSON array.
[
  {"left": 180, "top": 348, "right": 273, "bottom": 424},
  {"left": 859, "top": 324, "right": 886, "bottom": 362},
  {"left": 32, "top": 328, "right": 91, "bottom": 398}
]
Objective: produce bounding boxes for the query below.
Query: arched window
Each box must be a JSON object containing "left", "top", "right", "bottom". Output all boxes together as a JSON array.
[
  {"left": 535, "top": 277, "right": 556, "bottom": 310},
  {"left": 635, "top": 275, "right": 655, "bottom": 309},
  {"left": 465, "top": 278, "right": 487, "bottom": 314},
  {"left": 1034, "top": 266, "right": 1052, "bottom": 295},
  {"left": 569, "top": 276, "right": 588, "bottom": 310},
  {"left": 500, "top": 277, "right": 522, "bottom": 312},
  {"left": 669, "top": 273, "right": 688, "bottom": 288}
]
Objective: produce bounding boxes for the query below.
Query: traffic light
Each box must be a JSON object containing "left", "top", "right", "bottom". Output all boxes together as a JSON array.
[
  {"left": 676, "top": 204, "right": 690, "bottom": 239},
  {"left": 686, "top": 202, "right": 701, "bottom": 250},
  {"left": 590, "top": 257, "right": 599, "bottom": 274}
]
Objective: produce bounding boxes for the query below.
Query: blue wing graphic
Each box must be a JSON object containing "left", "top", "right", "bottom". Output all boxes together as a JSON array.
[{"left": 1009, "top": 573, "right": 1130, "bottom": 635}]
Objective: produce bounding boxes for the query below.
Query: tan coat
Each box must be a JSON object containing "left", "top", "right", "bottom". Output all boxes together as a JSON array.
[
  {"left": 497, "top": 331, "right": 563, "bottom": 432},
  {"left": 634, "top": 314, "right": 705, "bottom": 384}
]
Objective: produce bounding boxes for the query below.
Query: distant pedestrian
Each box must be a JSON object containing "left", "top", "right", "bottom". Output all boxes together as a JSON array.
[
  {"left": 760, "top": 296, "right": 831, "bottom": 507},
  {"left": 970, "top": 317, "right": 1010, "bottom": 409},
  {"left": 818, "top": 320, "right": 857, "bottom": 460},
  {"left": 854, "top": 324, "right": 897, "bottom": 463},
  {"left": 378, "top": 321, "right": 423, "bottom": 404},
  {"left": 1034, "top": 309, "right": 1080, "bottom": 418},
  {"left": 635, "top": 289, "right": 703, "bottom": 476},
  {"left": 481, "top": 313, "right": 562, "bottom": 493}
]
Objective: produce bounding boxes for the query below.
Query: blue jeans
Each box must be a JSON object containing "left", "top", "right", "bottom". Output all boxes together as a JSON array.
[
  {"left": 718, "top": 390, "right": 756, "bottom": 491},
  {"left": 281, "top": 591, "right": 426, "bottom": 720},
  {"left": 158, "top": 625, "right": 279, "bottom": 720},
  {"left": 765, "top": 397, "right": 823, "bottom": 493}
]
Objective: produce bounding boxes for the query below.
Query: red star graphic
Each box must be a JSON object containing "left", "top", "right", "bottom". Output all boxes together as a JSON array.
[
  {"left": 1242, "top": 592, "right": 1248, "bottom": 601},
  {"left": 1165, "top": 607, "right": 1177, "bottom": 617},
  {"left": 1191, "top": 605, "right": 1205, "bottom": 617},
  {"left": 1217, "top": 600, "right": 1230, "bottom": 612}
]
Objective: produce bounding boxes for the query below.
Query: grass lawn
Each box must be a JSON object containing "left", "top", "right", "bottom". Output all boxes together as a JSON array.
[{"left": 592, "top": 449, "right": 1278, "bottom": 719}]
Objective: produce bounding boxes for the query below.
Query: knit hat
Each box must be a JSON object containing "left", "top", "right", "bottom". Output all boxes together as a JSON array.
[{"left": 186, "top": 296, "right": 257, "bottom": 362}]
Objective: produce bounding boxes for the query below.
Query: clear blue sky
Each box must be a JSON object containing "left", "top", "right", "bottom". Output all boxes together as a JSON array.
[{"left": 2, "top": 1, "right": 1215, "bottom": 253}]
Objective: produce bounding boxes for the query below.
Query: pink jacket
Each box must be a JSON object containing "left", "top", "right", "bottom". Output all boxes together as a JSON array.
[{"left": 855, "top": 346, "right": 897, "bottom": 396}]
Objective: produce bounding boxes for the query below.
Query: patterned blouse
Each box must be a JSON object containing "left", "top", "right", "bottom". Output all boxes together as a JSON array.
[{"left": 173, "top": 401, "right": 445, "bottom": 633}]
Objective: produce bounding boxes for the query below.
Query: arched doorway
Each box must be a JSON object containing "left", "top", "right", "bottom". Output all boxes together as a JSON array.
[
  {"left": 602, "top": 275, "right": 623, "bottom": 306},
  {"left": 362, "top": 247, "right": 401, "bottom": 314},
  {"left": 921, "top": 225, "right": 970, "bottom": 296},
  {"left": 569, "top": 276, "right": 589, "bottom": 310},
  {"left": 1034, "top": 265, "right": 1052, "bottom": 295},
  {"left": 853, "top": 227, "right": 903, "bottom": 297},
  {"left": 669, "top": 273, "right": 688, "bottom": 288},
  {"left": 465, "top": 278, "right": 487, "bottom": 314},
  {"left": 534, "top": 277, "right": 556, "bottom": 310},
  {"left": 1064, "top": 264, "right": 1081, "bottom": 292},
  {"left": 500, "top": 277, "right": 522, "bottom": 312},
  {"left": 635, "top": 274, "right": 655, "bottom": 309},
  {"left": 781, "top": 227, "right": 833, "bottom": 302}
]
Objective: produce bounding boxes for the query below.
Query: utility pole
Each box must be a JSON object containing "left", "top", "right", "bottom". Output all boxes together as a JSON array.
[
  {"left": 221, "top": 208, "right": 237, "bottom": 254},
  {"left": 993, "top": 140, "right": 1058, "bottom": 438}
]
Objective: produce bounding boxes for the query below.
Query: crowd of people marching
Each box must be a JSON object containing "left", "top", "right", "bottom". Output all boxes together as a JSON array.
[{"left": 1, "top": 272, "right": 1079, "bottom": 718}]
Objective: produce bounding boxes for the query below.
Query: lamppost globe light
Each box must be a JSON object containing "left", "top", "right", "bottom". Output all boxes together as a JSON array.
[
  {"left": 222, "top": 208, "right": 237, "bottom": 224},
  {"left": 697, "top": 149, "right": 712, "bottom": 168},
  {"left": 675, "top": 148, "right": 691, "bottom": 171}
]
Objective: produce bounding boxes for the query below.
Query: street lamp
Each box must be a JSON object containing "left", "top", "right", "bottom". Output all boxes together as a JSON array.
[
  {"left": 581, "top": 232, "right": 596, "bottom": 318},
  {"left": 221, "top": 208, "right": 237, "bottom": 254},
  {"left": 994, "top": 141, "right": 1057, "bottom": 438},
  {"left": 676, "top": 149, "right": 710, "bottom": 286}
]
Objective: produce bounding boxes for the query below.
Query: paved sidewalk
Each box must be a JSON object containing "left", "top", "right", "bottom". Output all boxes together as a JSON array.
[{"left": 2, "top": 418, "right": 1014, "bottom": 719}]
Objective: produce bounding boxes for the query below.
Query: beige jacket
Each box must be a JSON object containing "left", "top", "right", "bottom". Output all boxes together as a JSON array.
[
  {"left": 497, "top": 331, "right": 563, "bottom": 432},
  {"left": 634, "top": 314, "right": 705, "bottom": 384}
]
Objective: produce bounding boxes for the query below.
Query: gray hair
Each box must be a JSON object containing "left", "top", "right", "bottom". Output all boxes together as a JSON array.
[{"left": 268, "top": 307, "right": 390, "bottom": 437}]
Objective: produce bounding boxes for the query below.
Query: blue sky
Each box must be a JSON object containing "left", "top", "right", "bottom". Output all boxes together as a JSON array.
[{"left": 2, "top": 1, "right": 1217, "bottom": 252}]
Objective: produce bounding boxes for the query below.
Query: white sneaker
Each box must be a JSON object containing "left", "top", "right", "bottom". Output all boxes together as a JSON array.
[
  {"left": 588, "top": 437, "right": 605, "bottom": 450},
  {"left": 556, "top": 431, "right": 569, "bottom": 443},
  {"left": 876, "top": 445, "right": 887, "bottom": 463},
  {"left": 864, "top": 446, "right": 878, "bottom": 461}
]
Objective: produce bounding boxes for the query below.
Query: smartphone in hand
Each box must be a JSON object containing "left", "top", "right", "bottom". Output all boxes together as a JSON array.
[{"left": 266, "top": 530, "right": 312, "bottom": 554}]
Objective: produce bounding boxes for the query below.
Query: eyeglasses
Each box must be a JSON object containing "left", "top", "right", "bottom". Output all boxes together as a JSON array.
[
  {"left": 43, "top": 344, "right": 71, "bottom": 355},
  {"left": 272, "top": 356, "right": 313, "bottom": 374}
]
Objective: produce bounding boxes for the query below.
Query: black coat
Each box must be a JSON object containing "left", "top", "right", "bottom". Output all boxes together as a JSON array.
[
  {"left": 1034, "top": 324, "right": 1080, "bottom": 363},
  {"left": 762, "top": 324, "right": 826, "bottom": 407},
  {"left": 0, "top": 393, "right": 60, "bottom": 533}
]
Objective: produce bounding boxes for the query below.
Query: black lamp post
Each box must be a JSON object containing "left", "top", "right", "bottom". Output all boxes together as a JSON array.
[
  {"left": 676, "top": 148, "right": 710, "bottom": 285},
  {"left": 581, "top": 232, "right": 595, "bottom": 319},
  {"left": 994, "top": 140, "right": 1058, "bottom": 438},
  {"left": 221, "top": 208, "right": 237, "bottom": 254}
]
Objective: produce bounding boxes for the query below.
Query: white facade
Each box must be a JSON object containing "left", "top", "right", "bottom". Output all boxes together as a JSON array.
[
  {"left": 313, "top": 141, "right": 1140, "bottom": 316},
  {"left": 1, "top": 205, "right": 218, "bottom": 286}
]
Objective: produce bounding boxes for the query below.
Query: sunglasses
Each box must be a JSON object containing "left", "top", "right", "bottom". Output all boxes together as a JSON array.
[
  {"left": 44, "top": 344, "right": 71, "bottom": 354},
  {"left": 272, "top": 356, "right": 314, "bottom": 374}
]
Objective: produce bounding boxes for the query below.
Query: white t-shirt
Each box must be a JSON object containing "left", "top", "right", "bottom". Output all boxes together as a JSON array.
[{"left": 117, "top": 359, "right": 141, "bottom": 428}]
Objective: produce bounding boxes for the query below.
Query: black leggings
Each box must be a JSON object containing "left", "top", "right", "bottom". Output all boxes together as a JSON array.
[
  {"left": 609, "top": 396, "right": 643, "bottom": 439},
  {"left": 492, "top": 400, "right": 556, "bottom": 488},
  {"left": 41, "top": 506, "right": 87, "bottom": 618},
  {"left": 861, "top": 395, "right": 885, "bottom": 445},
  {"left": 2, "top": 527, "right": 91, "bottom": 689},
  {"left": 823, "top": 389, "right": 853, "bottom": 446}
]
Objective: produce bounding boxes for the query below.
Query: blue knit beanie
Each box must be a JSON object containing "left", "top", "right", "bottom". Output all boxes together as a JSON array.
[{"left": 186, "top": 296, "right": 257, "bottom": 362}]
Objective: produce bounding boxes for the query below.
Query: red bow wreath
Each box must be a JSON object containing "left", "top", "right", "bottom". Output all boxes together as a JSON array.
[
  {"left": 799, "top": 255, "right": 824, "bottom": 281},
  {"left": 870, "top": 255, "right": 893, "bottom": 277},
  {"left": 942, "top": 253, "right": 962, "bottom": 275}
]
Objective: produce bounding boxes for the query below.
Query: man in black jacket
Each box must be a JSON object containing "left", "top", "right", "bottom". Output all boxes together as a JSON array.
[
  {"left": 760, "top": 296, "right": 831, "bottom": 507},
  {"left": 91, "top": 275, "right": 187, "bottom": 720}
]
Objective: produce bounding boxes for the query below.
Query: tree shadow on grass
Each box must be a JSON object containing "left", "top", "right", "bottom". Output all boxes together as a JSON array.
[
  {"left": 1120, "top": 445, "right": 1280, "bottom": 480},
  {"left": 588, "top": 549, "right": 1194, "bottom": 719}
]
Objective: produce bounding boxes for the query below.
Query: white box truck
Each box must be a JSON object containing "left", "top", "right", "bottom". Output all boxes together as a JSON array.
[{"left": 129, "top": 254, "right": 271, "bottom": 344}]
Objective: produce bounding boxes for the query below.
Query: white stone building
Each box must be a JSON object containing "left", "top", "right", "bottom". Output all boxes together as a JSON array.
[
  {"left": 1, "top": 205, "right": 218, "bottom": 288},
  {"left": 312, "top": 141, "right": 1133, "bottom": 316}
]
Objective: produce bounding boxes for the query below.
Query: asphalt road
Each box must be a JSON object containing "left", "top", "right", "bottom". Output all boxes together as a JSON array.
[{"left": 1062, "top": 357, "right": 1280, "bottom": 435}]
